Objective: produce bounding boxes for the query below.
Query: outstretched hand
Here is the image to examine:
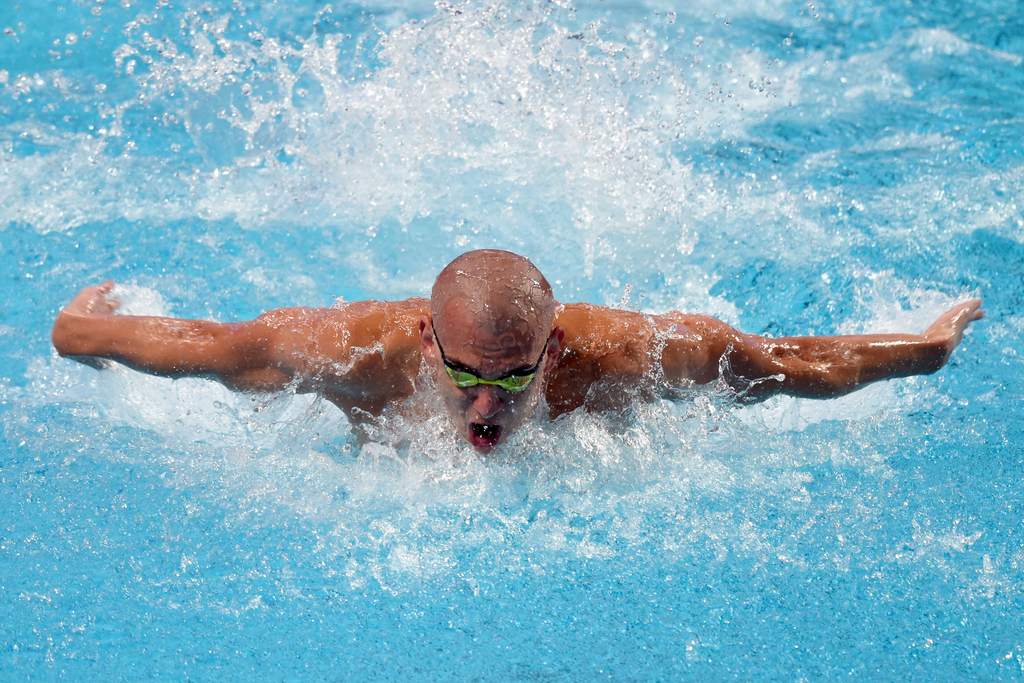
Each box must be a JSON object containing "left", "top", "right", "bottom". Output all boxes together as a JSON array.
[
  {"left": 923, "top": 298, "right": 984, "bottom": 363},
  {"left": 53, "top": 281, "right": 121, "bottom": 369},
  {"left": 60, "top": 280, "right": 121, "bottom": 318}
]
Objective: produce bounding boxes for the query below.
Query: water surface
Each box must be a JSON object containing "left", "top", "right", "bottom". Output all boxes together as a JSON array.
[{"left": 1, "top": 0, "right": 1022, "bottom": 679}]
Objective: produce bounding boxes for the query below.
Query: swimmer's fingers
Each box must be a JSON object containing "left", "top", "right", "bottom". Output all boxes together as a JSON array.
[
  {"left": 924, "top": 299, "right": 984, "bottom": 351},
  {"left": 63, "top": 280, "right": 122, "bottom": 317},
  {"left": 953, "top": 298, "right": 985, "bottom": 322}
]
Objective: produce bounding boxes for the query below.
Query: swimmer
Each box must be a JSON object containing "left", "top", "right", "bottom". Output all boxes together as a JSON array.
[{"left": 52, "top": 250, "right": 984, "bottom": 452}]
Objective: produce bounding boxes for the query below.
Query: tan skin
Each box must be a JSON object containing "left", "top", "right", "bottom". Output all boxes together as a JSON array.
[{"left": 51, "top": 280, "right": 984, "bottom": 452}]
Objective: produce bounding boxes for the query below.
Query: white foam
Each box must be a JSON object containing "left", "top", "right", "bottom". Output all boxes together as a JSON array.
[
  {"left": 908, "top": 27, "right": 1023, "bottom": 66},
  {"left": 8, "top": 0, "right": 1000, "bottom": 592}
]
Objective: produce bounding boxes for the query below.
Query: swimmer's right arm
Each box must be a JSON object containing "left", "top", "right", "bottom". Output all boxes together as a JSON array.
[
  {"left": 51, "top": 281, "right": 316, "bottom": 391},
  {"left": 52, "top": 282, "right": 430, "bottom": 408}
]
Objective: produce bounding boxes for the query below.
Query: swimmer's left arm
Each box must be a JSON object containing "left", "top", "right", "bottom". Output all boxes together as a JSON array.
[{"left": 658, "top": 300, "right": 984, "bottom": 400}]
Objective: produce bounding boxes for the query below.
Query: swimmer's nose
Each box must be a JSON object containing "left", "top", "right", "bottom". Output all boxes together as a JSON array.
[{"left": 472, "top": 385, "right": 502, "bottom": 419}]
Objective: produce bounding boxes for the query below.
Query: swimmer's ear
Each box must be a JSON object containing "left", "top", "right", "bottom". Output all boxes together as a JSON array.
[
  {"left": 544, "top": 326, "right": 565, "bottom": 372},
  {"left": 419, "top": 316, "right": 439, "bottom": 368}
]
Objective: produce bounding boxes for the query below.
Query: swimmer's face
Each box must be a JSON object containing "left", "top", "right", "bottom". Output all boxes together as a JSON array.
[{"left": 420, "top": 311, "right": 562, "bottom": 454}]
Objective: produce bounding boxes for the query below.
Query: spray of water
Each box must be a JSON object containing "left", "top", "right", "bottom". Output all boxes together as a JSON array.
[{"left": 3, "top": 0, "right": 1007, "bottom": 598}]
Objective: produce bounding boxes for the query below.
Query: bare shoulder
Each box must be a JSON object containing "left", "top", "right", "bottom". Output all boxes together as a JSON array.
[
  {"left": 547, "top": 303, "right": 665, "bottom": 413},
  {"left": 554, "top": 303, "right": 719, "bottom": 353},
  {"left": 547, "top": 304, "right": 737, "bottom": 413},
  {"left": 554, "top": 302, "right": 660, "bottom": 350},
  {"left": 255, "top": 298, "right": 428, "bottom": 348},
  {"left": 254, "top": 298, "right": 429, "bottom": 412}
]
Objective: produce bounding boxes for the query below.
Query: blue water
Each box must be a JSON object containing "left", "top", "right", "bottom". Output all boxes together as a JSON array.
[{"left": 2, "top": 0, "right": 1023, "bottom": 679}]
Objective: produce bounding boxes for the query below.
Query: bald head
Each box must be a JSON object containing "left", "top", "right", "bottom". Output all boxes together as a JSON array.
[
  {"left": 424, "top": 250, "right": 560, "bottom": 451},
  {"left": 431, "top": 250, "right": 555, "bottom": 340}
]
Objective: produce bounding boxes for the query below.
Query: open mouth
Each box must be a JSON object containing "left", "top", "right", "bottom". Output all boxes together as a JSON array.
[{"left": 469, "top": 422, "right": 502, "bottom": 448}]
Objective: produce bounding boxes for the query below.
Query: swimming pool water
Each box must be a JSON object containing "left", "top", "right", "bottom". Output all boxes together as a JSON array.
[{"left": 2, "top": 0, "right": 1023, "bottom": 679}]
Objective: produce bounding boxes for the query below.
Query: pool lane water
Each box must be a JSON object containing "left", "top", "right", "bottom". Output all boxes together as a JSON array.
[{"left": 2, "top": 0, "right": 1023, "bottom": 679}]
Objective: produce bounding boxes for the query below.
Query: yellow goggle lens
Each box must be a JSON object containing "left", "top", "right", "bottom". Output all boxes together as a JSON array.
[{"left": 445, "top": 366, "right": 536, "bottom": 392}]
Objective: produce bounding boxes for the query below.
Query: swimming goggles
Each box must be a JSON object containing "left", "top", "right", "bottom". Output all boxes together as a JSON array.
[{"left": 432, "top": 322, "right": 547, "bottom": 392}]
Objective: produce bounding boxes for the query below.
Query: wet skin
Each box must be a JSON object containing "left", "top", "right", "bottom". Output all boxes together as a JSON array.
[
  {"left": 419, "top": 308, "right": 563, "bottom": 453},
  {"left": 52, "top": 280, "right": 984, "bottom": 452}
]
